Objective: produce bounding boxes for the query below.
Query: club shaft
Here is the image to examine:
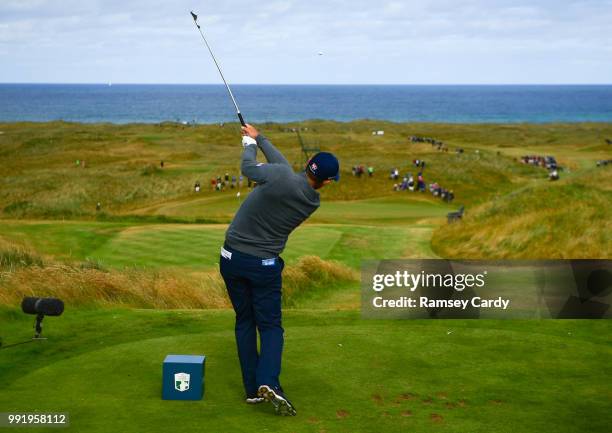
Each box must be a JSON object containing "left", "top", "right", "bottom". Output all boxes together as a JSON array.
[{"left": 191, "top": 16, "right": 245, "bottom": 126}]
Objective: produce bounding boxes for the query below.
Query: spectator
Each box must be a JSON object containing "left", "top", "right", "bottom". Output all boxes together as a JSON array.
[
  {"left": 417, "top": 172, "right": 425, "bottom": 192},
  {"left": 408, "top": 174, "right": 415, "bottom": 191},
  {"left": 430, "top": 182, "right": 439, "bottom": 196},
  {"left": 389, "top": 168, "right": 400, "bottom": 180},
  {"left": 549, "top": 169, "right": 559, "bottom": 181}
]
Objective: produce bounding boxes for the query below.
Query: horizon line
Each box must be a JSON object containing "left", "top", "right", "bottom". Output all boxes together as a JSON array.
[{"left": 1, "top": 82, "right": 611, "bottom": 86}]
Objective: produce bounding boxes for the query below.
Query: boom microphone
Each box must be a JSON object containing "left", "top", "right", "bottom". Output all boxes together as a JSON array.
[
  {"left": 0, "top": 297, "right": 65, "bottom": 348},
  {"left": 21, "top": 297, "right": 64, "bottom": 338},
  {"left": 21, "top": 297, "right": 64, "bottom": 316}
]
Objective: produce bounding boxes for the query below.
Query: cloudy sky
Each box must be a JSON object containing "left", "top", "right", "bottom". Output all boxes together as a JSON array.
[{"left": 0, "top": 0, "right": 611, "bottom": 84}]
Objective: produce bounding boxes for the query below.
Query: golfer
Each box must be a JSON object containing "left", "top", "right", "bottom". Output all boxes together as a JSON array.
[{"left": 220, "top": 124, "right": 339, "bottom": 416}]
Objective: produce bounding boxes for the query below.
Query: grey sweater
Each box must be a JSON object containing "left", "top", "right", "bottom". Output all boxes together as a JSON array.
[{"left": 224, "top": 135, "right": 320, "bottom": 258}]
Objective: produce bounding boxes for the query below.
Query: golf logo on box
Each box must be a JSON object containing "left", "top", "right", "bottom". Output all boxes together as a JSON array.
[{"left": 174, "top": 372, "right": 190, "bottom": 392}]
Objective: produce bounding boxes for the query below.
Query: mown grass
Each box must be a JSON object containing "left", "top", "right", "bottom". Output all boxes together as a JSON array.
[
  {"left": 0, "top": 219, "right": 438, "bottom": 271},
  {"left": 1, "top": 308, "right": 610, "bottom": 433}
]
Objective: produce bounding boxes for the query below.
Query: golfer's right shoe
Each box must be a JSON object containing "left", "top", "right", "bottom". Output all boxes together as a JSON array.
[{"left": 257, "top": 385, "right": 297, "bottom": 416}]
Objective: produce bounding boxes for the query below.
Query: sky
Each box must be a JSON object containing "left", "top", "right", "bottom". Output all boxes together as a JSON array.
[{"left": 0, "top": 0, "right": 611, "bottom": 84}]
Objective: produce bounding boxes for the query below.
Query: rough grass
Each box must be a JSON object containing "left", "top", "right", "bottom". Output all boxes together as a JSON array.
[
  {"left": 282, "top": 256, "right": 358, "bottom": 307},
  {"left": 432, "top": 168, "right": 612, "bottom": 258},
  {"left": 0, "top": 239, "right": 356, "bottom": 309},
  {"left": 2, "top": 121, "right": 610, "bottom": 219},
  {"left": 0, "top": 264, "right": 228, "bottom": 309},
  {"left": 0, "top": 239, "right": 44, "bottom": 269}
]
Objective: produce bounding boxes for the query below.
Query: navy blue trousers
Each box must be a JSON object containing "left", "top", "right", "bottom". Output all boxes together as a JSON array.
[{"left": 219, "top": 245, "right": 284, "bottom": 396}]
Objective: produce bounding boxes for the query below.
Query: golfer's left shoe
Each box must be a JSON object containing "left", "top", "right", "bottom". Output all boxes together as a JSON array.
[
  {"left": 257, "top": 385, "right": 297, "bottom": 416},
  {"left": 245, "top": 393, "right": 265, "bottom": 404}
]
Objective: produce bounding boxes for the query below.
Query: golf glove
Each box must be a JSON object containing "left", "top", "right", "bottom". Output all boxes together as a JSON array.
[{"left": 242, "top": 136, "right": 257, "bottom": 147}]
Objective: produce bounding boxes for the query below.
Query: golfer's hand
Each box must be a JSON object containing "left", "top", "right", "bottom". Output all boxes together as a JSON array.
[{"left": 241, "top": 124, "right": 259, "bottom": 139}]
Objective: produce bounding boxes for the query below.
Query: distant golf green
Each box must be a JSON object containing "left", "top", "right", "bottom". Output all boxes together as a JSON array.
[{"left": 146, "top": 195, "right": 450, "bottom": 224}]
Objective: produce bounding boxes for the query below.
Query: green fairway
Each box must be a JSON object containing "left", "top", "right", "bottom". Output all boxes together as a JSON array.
[
  {"left": 0, "top": 195, "right": 445, "bottom": 269},
  {"left": 0, "top": 221, "right": 129, "bottom": 262},
  {"left": 0, "top": 221, "right": 436, "bottom": 269},
  {"left": 1, "top": 308, "right": 610, "bottom": 433}
]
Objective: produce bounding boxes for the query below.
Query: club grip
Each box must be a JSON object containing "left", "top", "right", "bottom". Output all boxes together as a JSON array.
[{"left": 237, "top": 112, "right": 246, "bottom": 127}]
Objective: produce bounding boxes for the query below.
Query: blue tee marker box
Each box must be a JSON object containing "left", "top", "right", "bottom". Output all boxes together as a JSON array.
[{"left": 162, "top": 354, "right": 206, "bottom": 400}]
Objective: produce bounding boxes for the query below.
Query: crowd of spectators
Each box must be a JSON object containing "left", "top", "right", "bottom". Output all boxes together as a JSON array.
[
  {"left": 390, "top": 160, "right": 455, "bottom": 203},
  {"left": 352, "top": 165, "right": 375, "bottom": 177}
]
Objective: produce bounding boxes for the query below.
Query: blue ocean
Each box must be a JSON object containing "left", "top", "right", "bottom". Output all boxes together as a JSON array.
[{"left": 0, "top": 84, "right": 611, "bottom": 124}]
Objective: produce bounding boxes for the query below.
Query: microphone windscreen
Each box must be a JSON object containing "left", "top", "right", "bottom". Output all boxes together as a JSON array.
[
  {"left": 37, "top": 298, "right": 64, "bottom": 316},
  {"left": 21, "top": 297, "right": 38, "bottom": 314},
  {"left": 21, "top": 297, "right": 64, "bottom": 316}
]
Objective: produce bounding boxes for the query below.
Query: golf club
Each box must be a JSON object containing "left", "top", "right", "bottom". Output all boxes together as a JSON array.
[{"left": 190, "top": 11, "right": 246, "bottom": 126}]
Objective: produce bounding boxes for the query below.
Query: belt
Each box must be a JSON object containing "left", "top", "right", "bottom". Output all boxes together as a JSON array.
[{"left": 221, "top": 245, "right": 278, "bottom": 267}]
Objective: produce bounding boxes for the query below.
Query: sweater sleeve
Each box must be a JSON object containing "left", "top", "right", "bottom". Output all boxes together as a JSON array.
[
  {"left": 256, "top": 135, "right": 290, "bottom": 166},
  {"left": 241, "top": 143, "right": 285, "bottom": 184}
]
